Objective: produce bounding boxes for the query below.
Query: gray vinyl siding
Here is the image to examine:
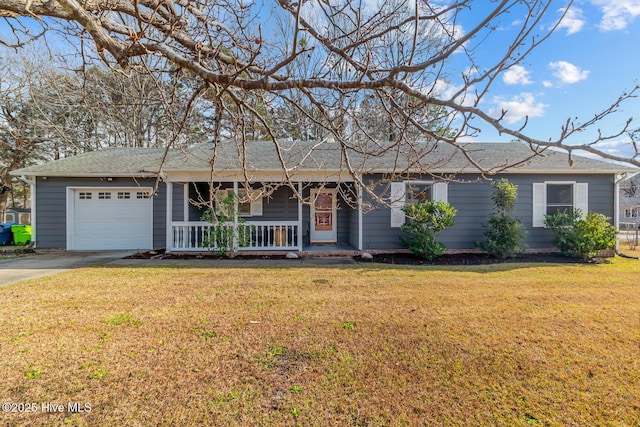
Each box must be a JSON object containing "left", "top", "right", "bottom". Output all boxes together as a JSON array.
[
  {"left": 34, "top": 177, "right": 166, "bottom": 249},
  {"left": 361, "top": 173, "right": 616, "bottom": 251},
  {"left": 336, "top": 190, "right": 352, "bottom": 246},
  {"left": 152, "top": 186, "right": 167, "bottom": 249},
  {"left": 171, "top": 183, "right": 184, "bottom": 221},
  {"left": 35, "top": 177, "right": 67, "bottom": 248},
  {"left": 349, "top": 199, "right": 360, "bottom": 249},
  {"left": 260, "top": 186, "right": 298, "bottom": 221}
]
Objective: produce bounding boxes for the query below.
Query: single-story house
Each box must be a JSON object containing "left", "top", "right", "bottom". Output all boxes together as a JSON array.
[{"left": 9, "top": 140, "right": 637, "bottom": 253}]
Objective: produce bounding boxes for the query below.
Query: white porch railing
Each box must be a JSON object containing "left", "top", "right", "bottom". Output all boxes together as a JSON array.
[{"left": 171, "top": 221, "right": 301, "bottom": 252}]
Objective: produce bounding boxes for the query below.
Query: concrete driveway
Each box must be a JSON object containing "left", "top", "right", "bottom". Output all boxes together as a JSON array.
[{"left": 0, "top": 250, "right": 134, "bottom": 286}]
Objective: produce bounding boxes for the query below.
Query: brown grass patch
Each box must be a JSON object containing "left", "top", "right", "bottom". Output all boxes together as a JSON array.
[{"left": 1, "top": 260, "right": 640, "bottom": 425}]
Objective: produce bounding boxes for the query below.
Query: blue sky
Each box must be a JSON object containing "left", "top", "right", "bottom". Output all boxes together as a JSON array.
[{"left": 445, "top": 0, "right": 640, "bottom": 158}]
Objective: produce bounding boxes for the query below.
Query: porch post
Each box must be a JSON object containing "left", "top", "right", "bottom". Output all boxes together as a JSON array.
[
  {"left": 232, "top": 181, "right": 239, "bottom": 250},
  {"left": 165, "top": 181, "right": 173, "bottom": 252},
  {"left": 183, "top": 183, "right": 188, "bottom": 222},
  {"left": 298, "top": 181, "right": 303, "bottom": 251}
]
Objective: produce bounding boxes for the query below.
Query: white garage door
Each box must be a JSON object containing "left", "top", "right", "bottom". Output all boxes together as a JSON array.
[{"left": 68, "top": 188, "right": 153, "bottom": 250}]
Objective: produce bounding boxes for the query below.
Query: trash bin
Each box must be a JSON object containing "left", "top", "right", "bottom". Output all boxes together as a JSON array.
[
  {"left": 11, "top": 224, "right": 32, "bottom": 245},
  {"left": 0, "top": 223, "right": 14, "bottom": 245}
]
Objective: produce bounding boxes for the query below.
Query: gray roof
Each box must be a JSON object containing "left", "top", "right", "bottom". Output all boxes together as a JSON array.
[
  {"left": 10, "top": 147, "right": 168, "bottom": 177},
  {"left": 10, "top": 140, "right": 636, "bottom": 177}
]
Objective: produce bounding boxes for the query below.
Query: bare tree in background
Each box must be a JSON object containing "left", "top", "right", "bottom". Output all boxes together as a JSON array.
[
  {"left": 0, "top": 48, "right": 217, "bottom": 218},
  {"left": 0, "top": 55, "right": 49, "bottom": 220},
  {"left": 0, "top": 0, "right": 638, "bottom": 189}
]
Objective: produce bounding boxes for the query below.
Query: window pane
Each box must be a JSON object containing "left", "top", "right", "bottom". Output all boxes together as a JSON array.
[
  {"left": 547, "top": 184, "right": 573, "bottom": 205},
  {"left": 237, "top": 188, "right": 253, "bottom": 216},
  {"left": 315, "top": 193, "right": 333, "bottom": 211},
  {"left": 547, "top": 206, "right": 570, "bottom": 216},
  {"left": 238, "top": 202, "right": 251, "bottom": 216},
  {"left": 407, "top": 182, "right": 432, "bottom": 204},
  {"left": 315, "top": 213, "right": 332, "bottom": 230}
]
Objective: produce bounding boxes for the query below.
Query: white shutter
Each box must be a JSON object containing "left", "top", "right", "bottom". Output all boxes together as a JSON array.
[
  {"left": 390, "top": 182, "right": 406, "bottom": 228},
  {"left": 532, "top": 183, "right": 546, "bottom": 227},
  {"left": 432, "top": 182, "right": 448, "bottom": 202},
  {"left": 575, "top": 183, "right": 588, "bottom": 218},
  {"left": 250, "top": 190, "right": 263, "bottom": 216}
]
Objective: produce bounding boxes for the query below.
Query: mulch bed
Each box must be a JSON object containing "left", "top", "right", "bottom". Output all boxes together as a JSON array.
[
  {"left": 126, "top": 249, "right": 597, "bottom": 265},
  {"left": 363, "top": 252, "right": 592, "bottom": 266}
]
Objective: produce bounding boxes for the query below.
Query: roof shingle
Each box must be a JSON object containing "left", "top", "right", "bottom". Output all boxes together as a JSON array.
[{"left": 10, "top": 140, "right": 636, "bottom": 177}]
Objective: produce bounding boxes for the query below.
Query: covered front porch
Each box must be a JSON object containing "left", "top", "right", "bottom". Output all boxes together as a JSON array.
[{"left": 165, "top": 180, "right": 361, "bottom": 253}]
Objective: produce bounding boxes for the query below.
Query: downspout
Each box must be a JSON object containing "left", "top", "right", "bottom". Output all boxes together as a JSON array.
[
  {"left": 358, "top": 182, "right": 363, "bottom": 251},
  {"left": 19, "top": 175, "right": 36, "bottom": 247}
]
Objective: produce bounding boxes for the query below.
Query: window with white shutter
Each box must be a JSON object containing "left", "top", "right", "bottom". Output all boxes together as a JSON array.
[
  {"left": 216, "top": 188, "right": 263, "bottom": 217},
  {"left": 532, "top": 181, "right": 588, "bottom": 227},
  {"left": 390, "top": 181, "right": 449, "bottom": 228}
]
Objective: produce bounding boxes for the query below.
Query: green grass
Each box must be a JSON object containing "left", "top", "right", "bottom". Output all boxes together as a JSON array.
[{"left": 1, "top": 259, "right": 640, "bottom": 425}]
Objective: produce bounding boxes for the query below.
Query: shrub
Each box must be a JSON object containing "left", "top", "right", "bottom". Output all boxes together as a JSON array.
[
  {"left": 478, "top": 178, "right": 527, "bottom": 259},
  {"left": 201, "top": 193, "right": 251, "bottom": 255},
  {"left": 400, "top": 200, "right": 456, "bottom": 260},
  {"left": 544, "top": 210, "right": 617, "bottom": 260}
]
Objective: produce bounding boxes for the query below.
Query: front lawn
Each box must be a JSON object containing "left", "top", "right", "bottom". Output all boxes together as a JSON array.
[{"left": 2, "top": 259, "right": 639, "bottom": 425}]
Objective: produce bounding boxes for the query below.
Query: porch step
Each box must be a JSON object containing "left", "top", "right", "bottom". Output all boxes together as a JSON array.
[
  {"left": 301, "top": 255, "right": 356, "bottom": 264},
  {"left": 301, "top": 250, "right": 360, "bottom": 258}
]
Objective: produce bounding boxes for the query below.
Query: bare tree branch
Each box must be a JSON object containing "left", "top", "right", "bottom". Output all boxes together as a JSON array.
[{"left": 0, "top": 0, "right": 637, "bottom": 186}]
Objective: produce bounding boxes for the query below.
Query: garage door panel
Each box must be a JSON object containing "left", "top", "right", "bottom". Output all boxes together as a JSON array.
[{"left": 70, "top": 189, "right": 153, "bottom": 250}]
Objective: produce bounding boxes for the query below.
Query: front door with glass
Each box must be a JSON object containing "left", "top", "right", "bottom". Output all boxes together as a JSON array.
[{"left": 310, "top": 189, "right": 337, "bottom": 243}]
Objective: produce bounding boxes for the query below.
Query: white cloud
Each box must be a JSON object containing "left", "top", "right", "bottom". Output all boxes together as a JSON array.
[
  {"left": 542, "top": 80, "right": 554, "bottom": 88},
  {"left": 557, "top": 6, "right": 586, "bottom": 34},
  {"left": 463, "top": 66, "right": 479, "bottom": 79},
  {"left": 591, "top": 0, "right": 640, "bottom": 31},
  {"left": 548, "top": 61, "right": 590, "bottom": 84},
  {"left": 503, "top": 65, "right": 532, "bottom": 85},
  {"left": 580, "top": 139, "right": 636, "bottom": 158},
  {"left": 490, "top": 93, "right": 547, "bottom": 124},
  {"left": 430, "top": 80, "right": 477, "bottom": 107}
]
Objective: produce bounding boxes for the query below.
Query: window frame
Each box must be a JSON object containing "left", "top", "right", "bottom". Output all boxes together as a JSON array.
[
  {"left": 545, "top": 182, "right": 574, "bottom": 216},
  {"left": 405, "top": 181, "right": 434, "bottom": 206}
]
